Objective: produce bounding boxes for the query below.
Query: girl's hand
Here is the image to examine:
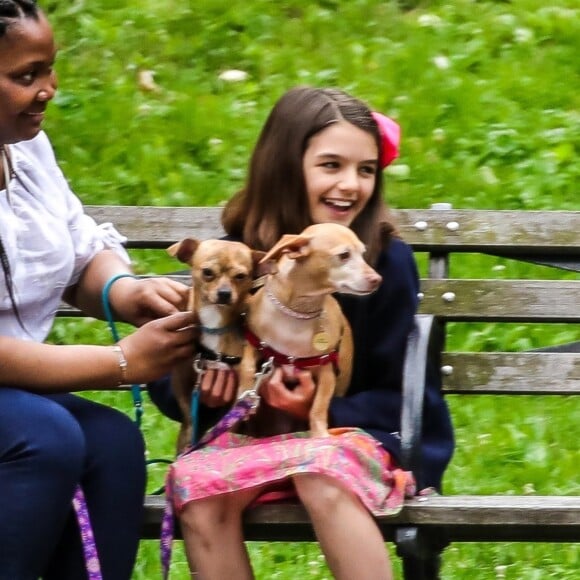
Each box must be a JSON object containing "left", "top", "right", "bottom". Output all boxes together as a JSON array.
[
  {"left": 193, "top": 365, "right": 317, "bottom": 413},
  {"left": 260, "top": 366, "right": 316, "bottom": 420},
  {"left": 109, "top": 277, "right": 190, "bottom": 326},
  {"left": 198, "top": 366, "right": 238, "bottom": 408},
  {"left": 118, "top": 311, "right": 195, "bottom": 383}
]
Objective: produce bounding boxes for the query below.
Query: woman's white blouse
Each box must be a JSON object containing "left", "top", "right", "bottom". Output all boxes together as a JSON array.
[{"left": 0, "top": 132, "right": 129, "bottom": 342}]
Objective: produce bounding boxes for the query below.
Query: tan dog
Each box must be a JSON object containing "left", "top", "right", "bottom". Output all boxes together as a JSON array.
[
  {"left": 238, "top": 223, "right": 382, "bottom": 438},
  {"left": 167, "top": 238, "right": 260, "bottom": 452}
]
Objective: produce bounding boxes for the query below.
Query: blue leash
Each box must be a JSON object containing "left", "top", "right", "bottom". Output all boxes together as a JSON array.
[
  {"left": 102, "top": 273, "right": 175, "bottom": 494},
  {"left": 70, "top": 273, "right": 144, "bottom": 579},
  {"left": 101, "top": 273, "right": 144, "bottom": 427},
  {"left": 188, "top": 355, "right": 205, "bottom": 448},
  {"left": 191, "top": 388, "right": 200, "bottom": 447}
]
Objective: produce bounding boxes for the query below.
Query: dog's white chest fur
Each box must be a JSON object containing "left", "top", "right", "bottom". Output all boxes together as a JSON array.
[{"left": 198, "top": 304, "right": 225, "bottom": 352}]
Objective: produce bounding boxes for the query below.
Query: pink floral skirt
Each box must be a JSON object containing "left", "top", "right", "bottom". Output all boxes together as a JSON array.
[{"left": 168, "top": 427, "right": 415, "bottom": 516}]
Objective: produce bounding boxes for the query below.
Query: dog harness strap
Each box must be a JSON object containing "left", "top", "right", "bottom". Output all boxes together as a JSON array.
[
  {"left": 198, "top": 322, "right": 240, "bottom": 336},
  {"left": 195, "top": 341, "right": 242, "bottom": 366},
  {"left": 244, "top": 328, "right": 339, "bottom": 369}
]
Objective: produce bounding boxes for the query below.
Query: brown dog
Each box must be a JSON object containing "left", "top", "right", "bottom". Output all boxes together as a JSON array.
[
  {"left": 238, "top": 223, "right": 382, "bottom": 438},
  {"left": 167, "top": 238, "right": 260, "bottom": 452}
]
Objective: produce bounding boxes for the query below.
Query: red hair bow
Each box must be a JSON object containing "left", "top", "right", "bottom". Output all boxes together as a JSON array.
[{"left": 371, "top": 112, "right": 401, "bottom": 168}]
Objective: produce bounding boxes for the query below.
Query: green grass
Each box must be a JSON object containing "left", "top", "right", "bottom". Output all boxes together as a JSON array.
[{"left": 40, "top": 0, "right": 580, "bottom": 577}]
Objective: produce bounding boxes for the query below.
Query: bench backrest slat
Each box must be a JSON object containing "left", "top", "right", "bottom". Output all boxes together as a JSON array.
[
  {"left": 85, "top": 206, "right": 580, "bottom": 255},
  {"left": 420, "top": 280, "right": 580, "bottom": 322},
  {"left": 58, "top": 277, "right": 580, "bottom": 323},
  {"left": 396, "top": 209, "right": 580, "bottom": 254},
  {"left": 65, "top": 206, "right": 578, "bottom": 399},
  {"left": 86, "top": 205, "right": 224, "bottom": 246},
  {"left": 442, "top": 352, "right": 580, "bottom": 394}
]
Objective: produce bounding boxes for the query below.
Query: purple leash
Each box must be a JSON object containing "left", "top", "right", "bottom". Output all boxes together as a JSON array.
[
  {"left": 72, "top": 485, "right": 102, "bottom": 580},
  {"left": 161, "top": 358, "right": 273, "bottom": 579}
]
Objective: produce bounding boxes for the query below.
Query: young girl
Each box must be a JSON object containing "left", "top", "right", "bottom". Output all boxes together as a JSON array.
[
  {"left": 160, "top": 86, "right": 455, "bottom": 579},
  {"left": 0, "top": 2, "right": 195, "bottom": 578}
]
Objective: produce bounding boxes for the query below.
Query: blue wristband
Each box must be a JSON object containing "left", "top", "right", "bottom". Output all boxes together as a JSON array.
[
  {"left": 101, "top": 273, "right": 136, "bottom": 342},
  {"left": 101, "top": 273, "right": 143, "bottom": 426}
]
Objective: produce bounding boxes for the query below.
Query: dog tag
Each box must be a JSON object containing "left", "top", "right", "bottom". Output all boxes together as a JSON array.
[{"left": 312, "top": 331, "right": 330, "bottom": 351}]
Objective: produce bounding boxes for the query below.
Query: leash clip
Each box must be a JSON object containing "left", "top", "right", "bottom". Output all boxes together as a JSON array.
[
  {"left": 192, "top": 354, "right": 204, "bottom": 391},
  {"left": 238, "top": 388, "right": 261, "bottom": 413},
  {"left": 252, "top": 356, "right": 274, "bottom": 392},
  {"left": 236, "top": 356, "right": 275, "bottom": 413}
]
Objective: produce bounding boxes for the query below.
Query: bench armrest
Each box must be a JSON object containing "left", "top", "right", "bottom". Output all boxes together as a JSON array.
[{"left": 400, "top": 314, "right": 443, "bottom": 482}]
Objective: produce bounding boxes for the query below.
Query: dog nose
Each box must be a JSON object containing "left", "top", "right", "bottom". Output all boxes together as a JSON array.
[
  {"left": 367, "top": 271, "right": 382, "bottom": 290},
  {"left": 216, "top": 288, "right": 232, "bottom": 304}
]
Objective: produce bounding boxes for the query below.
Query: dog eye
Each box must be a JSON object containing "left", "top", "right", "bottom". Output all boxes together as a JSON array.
[
  {"left": 202, "top": 268, "right": 215, "bottom": 280},
  {"left": 338, "top": 250, "right": 351, "bottom": 262},
  {"left": 234, "top": 273, "right": 248, "bottom": 281}
]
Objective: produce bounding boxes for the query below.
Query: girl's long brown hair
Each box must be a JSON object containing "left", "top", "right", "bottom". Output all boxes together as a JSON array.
[{"left": 222, "top": 86, "right": 398, "bottom": 266}]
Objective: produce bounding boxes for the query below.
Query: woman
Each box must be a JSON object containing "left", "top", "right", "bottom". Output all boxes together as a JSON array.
[{"left": 0, "top": 2, "right": 194, "bottom": 578}]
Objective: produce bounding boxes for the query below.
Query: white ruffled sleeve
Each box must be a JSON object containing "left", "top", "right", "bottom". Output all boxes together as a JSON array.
[
  {"left": 66, "top": 202, "right": 132, "bottom": 286},
  {"left": 31, "top": 134, "right": 132, "bottom": 285},
  {"left": 96, "top": 221, "right": 131, "bottom": 260}
]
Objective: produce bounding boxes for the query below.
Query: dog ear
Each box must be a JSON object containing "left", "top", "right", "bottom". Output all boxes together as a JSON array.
[
  {"left": 252, "top": 250, "right": 267, "bottom": 265},
  {"left": 166, "top": 238, "right": 201, "bottom": 265},
  {"left": 251, "top": 251, "right": 274, "bottom": 277},
  {"left": 259, "top": 234, "right": 312, "bottom": 263}
]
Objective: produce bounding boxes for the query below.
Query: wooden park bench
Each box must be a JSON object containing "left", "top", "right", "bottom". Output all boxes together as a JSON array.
[{"left": 63, "top": 204, "right": 580, "bottom": 579}]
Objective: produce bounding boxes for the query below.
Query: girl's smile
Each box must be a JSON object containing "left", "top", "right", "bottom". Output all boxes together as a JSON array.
[{"left": 302, "top": 121, "right": 378, "bottom": 227}]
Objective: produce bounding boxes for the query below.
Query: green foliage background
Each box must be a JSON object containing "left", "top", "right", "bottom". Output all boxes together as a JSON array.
[{"left": 40, "top": 0, "right": 578, "bottom": 578}]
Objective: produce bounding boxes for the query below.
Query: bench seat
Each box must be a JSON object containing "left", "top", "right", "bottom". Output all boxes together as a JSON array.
[{"left": 59, "top": 205, "right": 579, "bottom": 579}]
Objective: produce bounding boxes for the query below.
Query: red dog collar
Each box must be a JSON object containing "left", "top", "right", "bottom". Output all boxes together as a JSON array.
[{"left": 244, "top": 328, "right": 339, "bottom": 370}]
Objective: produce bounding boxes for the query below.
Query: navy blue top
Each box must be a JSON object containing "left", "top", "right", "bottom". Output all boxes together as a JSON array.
[
  {"left": 148, "top": 236, "right": 454, "bottom": 490},
  {"left": 330, "top": 237, "right": 454, "bottom": 490}
]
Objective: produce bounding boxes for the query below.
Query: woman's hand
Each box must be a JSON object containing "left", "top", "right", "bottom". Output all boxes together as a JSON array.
[
  {"left": 118, "top": 311, "right": 196, "bottom": 383},
  {"left": 109, "top": 277, "right": 190, "bottom": 326},
  {"left": 68, "top": 250, "right": 189, "bottom": 323},
  {"left": 260, "top": 366, "right": 316, "bottom": 420},
  {"left": 0, "top": 311, "right": 196, "bottom": 391}
]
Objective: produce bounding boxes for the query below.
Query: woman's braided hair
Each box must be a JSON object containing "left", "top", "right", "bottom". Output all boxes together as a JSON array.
[{"left": 0, "top": 0, "right": 38, "bottom": 37}]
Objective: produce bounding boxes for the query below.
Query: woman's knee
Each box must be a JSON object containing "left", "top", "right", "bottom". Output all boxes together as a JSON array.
[
  {"left": 64, "top": 399, "right": 146, "bottom": 507},
  {"left": 0, "top": 389, "right": 85, "bottom": 479},
  {"left": 93, "top": 404, "right": 145, "bottom": 465},
  {"left": 51, "top": 394, "right": 145, "bottom": 472}
]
